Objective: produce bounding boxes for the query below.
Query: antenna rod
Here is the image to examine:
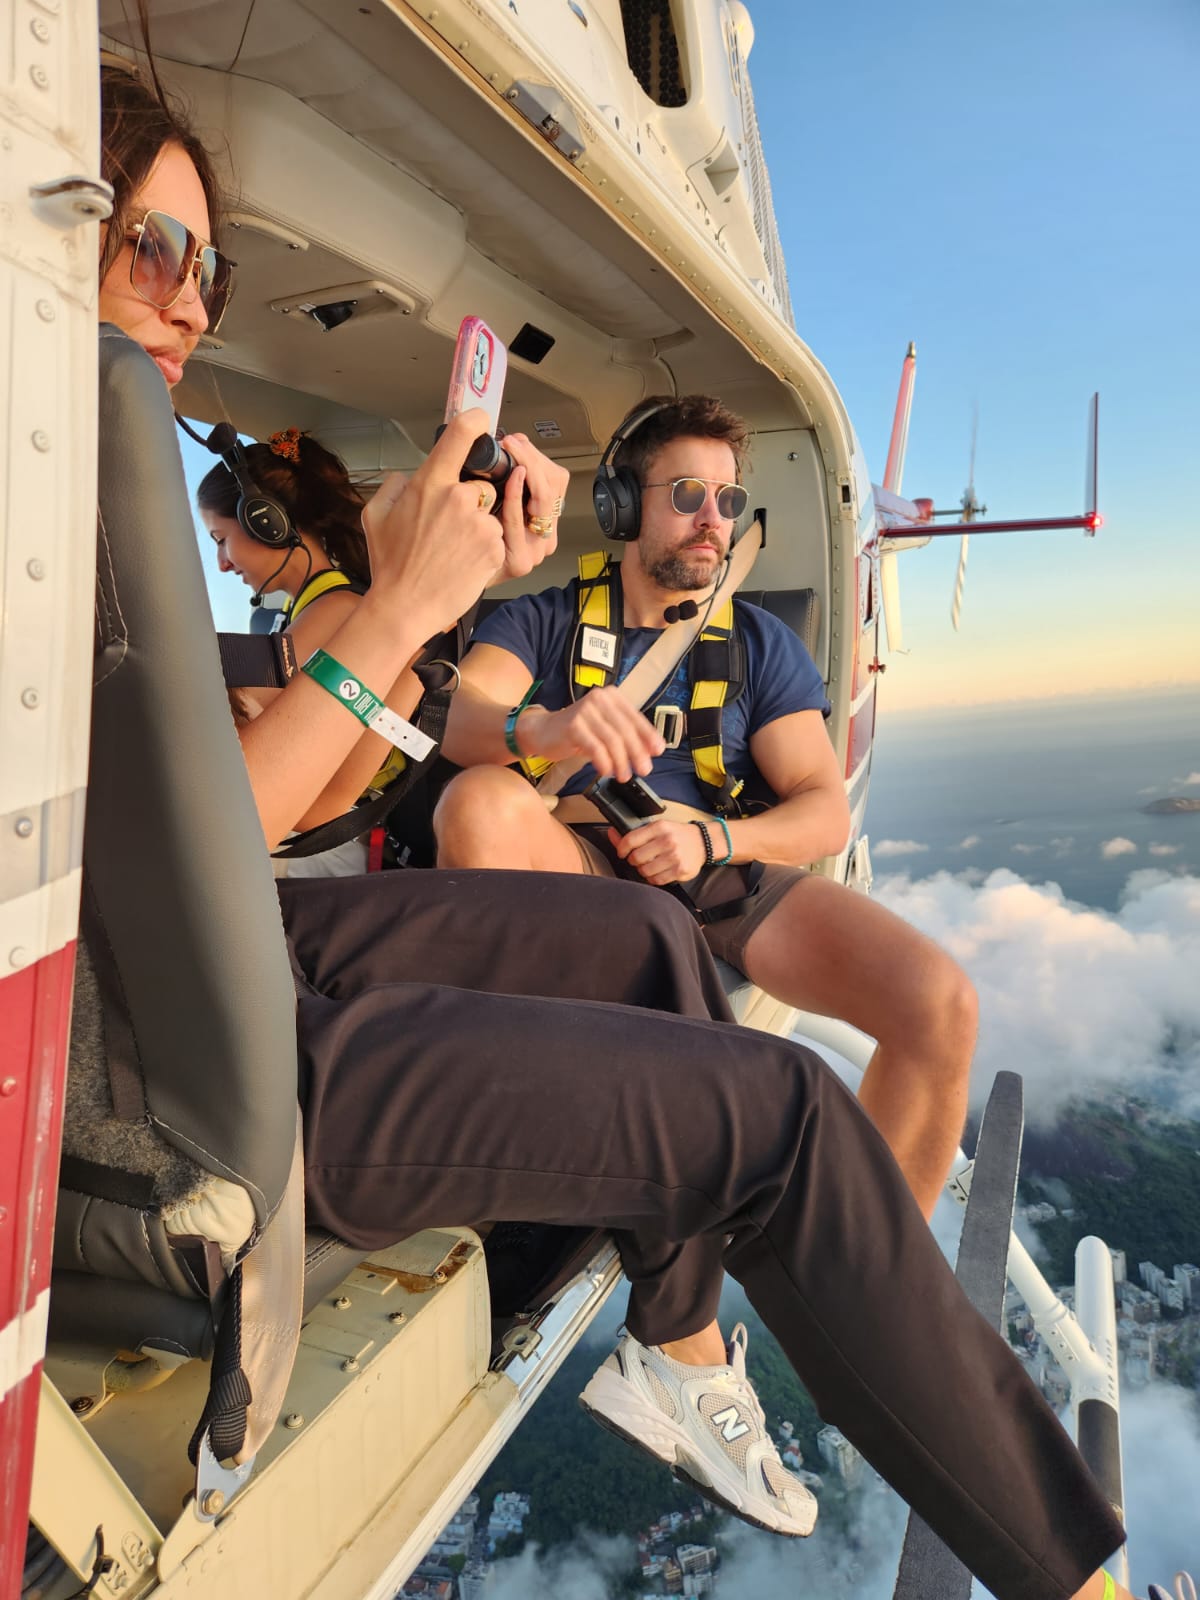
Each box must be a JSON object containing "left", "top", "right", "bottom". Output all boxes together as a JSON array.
[{"left": 882, "top": 341, "right": 917, "bottom": 494}]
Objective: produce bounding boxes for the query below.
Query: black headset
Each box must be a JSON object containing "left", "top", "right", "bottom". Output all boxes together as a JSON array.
[
  {"left": 204, "top": 422, "right": 297, "bottom": 548},
  {"left": 592, "top": 400, "right": 671, "bottom": 542},
  {"left": 175, "top": 414, "right": 297, "bottom": 548}
]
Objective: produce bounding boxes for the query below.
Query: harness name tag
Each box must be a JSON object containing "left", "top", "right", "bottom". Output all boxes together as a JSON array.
[{"left": 580, "top": 626, "right": 617, "bottom": 670}]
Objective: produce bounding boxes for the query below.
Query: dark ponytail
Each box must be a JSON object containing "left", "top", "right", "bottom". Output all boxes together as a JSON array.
[{"left": 196, "top": 433, "right": 371, "bottom": 587}]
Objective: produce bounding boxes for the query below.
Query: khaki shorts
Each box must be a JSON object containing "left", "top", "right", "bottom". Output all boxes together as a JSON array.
[{"left": 568, "top": 823, "right": 808, "bottom": 973}]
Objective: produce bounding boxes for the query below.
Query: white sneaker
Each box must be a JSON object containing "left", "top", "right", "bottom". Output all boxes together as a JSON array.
[{"left": 579, "top": 1322, "right": 817, "bottom": 1538}]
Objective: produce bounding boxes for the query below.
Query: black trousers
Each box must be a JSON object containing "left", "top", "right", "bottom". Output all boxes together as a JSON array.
[{"left": 280, "top": 869, "right": 1123, "bottom": 1600}]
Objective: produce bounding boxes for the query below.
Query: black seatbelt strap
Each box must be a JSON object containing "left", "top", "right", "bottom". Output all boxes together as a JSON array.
[
  {"left": 187, "top": 1262, "right": 251, "bottom": 1466},
  {"left": 217, "top": 631, "right": 298, "bottom": 690}
]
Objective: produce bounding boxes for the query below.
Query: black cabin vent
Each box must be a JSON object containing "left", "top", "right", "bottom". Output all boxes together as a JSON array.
[{"left": 510, "top": 323, "right": 556, "bottom": 365}]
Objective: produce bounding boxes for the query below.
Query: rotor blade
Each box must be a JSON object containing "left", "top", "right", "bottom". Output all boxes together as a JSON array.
[
  {"left": 967, "top": 403, "right": 979, "bottom": 493},
  {"left": 880, "top": 549, "right": 905, "bottom": 653},
  {"left": 883, "top": 342, "right": 917, "bottom": 494},
  {"left": 950, "top": 533, "right": 969, "bottom": 631}
]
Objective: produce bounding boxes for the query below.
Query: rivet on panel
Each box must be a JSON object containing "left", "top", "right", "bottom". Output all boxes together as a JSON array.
[
  {"left": 32, "top": 430, "right": 51, "bottom": 452},
  {"left": 333, "top": 1295, "right": 351, "bottom": 1310},
  {"left": 10, "top": 949, "right": 30, "bottom": 969},
  {"left": 200, "top": 1491, "right": 225, "bottom": 1517},
  {"left": 388, "top": 1311, "right": 406, "bottom": 1325},
  {"left": 14, "top": 818, "right": 34, "bottom": 839},
  {"left": 22, "top": 688, "right": 41, "bottom": 709},
  {"left": 341, "top": 1357, "right": 360, "bottom": 1373},
  {"left": 30, "top": 66, "right": 50, "bottom": 90},
  {"left": 36, "top": 300, "right": 55, "bottom": 322},
  {"left": 27, "top": 559, "right": 46, "bottom": 580},
  {"left": 31, "top": 18, "right": 52, "bottom": 42},
  {"left": 283, "top": 1412, "right": 305, "bottom": 1430},
  {"left": 1, "top": 1078, "right": 18, "bottom": 1097}
]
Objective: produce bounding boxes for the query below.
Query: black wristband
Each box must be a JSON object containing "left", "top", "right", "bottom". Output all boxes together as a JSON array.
[{"left": 691, "top": 819, "right": 715, "bottom": 867}]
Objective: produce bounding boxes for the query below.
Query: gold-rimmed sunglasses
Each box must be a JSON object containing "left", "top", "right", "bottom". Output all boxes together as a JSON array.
[
  {"left": 126, "top": 209, "right": 235, "bottom": 332},
  {"left": 643, "top": 477, "right": 749, "bottom": 520}
]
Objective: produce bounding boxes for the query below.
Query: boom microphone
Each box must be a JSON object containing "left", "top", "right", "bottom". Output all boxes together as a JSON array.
[{"left": 663, "top": 600, "right": 700, "bottom": 624}]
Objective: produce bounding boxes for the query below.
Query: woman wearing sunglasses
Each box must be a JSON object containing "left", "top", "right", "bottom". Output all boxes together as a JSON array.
[{"left": 81, "top": 59, "right": 1149, "bottom": 1600}]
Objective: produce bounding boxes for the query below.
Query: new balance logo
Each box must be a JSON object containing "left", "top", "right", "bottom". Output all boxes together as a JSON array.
[{"left": 709, "top": 1405, "right": 751, "bottom": 1443}]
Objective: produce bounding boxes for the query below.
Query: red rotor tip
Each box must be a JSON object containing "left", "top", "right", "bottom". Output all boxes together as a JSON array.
[{"left": 1086, "top": 512, "right": 1104, "bottom": 531}]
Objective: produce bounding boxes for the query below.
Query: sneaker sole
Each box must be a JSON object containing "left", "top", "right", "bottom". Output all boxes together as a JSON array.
[{"left": 579, "top": 1367, "right": 815, "bottom": 1539}]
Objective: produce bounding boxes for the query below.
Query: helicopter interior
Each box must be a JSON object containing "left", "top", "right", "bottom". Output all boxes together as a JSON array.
[{"left": 27, "top": 8, "right": 851, "bottom": 1585}]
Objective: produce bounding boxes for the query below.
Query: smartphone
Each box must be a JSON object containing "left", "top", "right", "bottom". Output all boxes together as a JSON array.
[
  {"left": 441, "top": 315, "right": 512, "bottom": 482},
  {"left": 445, "top": 316, "right": 508, "bottom": 433},
  {"left": 586, "top": 775, "right": 667, "bottom": 834}
]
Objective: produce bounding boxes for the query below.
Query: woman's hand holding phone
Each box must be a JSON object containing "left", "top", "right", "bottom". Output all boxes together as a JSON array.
[{"left": 361, "top": 408, "right": 507, "bottom": 634}]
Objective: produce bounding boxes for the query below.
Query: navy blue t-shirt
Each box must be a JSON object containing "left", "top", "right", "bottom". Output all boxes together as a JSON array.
[{"left": 473, "top": 578, "right": 831, "bottom": 808}]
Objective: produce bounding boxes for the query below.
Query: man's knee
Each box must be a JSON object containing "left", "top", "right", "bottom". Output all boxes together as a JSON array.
[
  {"left": 434, "top": 765, "right": 540, "bottom": 844},
  {"left": 912, "top": 954, "right": 978, "bottom": 1067}
]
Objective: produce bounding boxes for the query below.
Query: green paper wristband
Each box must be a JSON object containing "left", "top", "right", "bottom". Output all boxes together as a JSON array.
[{"left": 302, "top": 648, "right": 436, "bottom": 761}]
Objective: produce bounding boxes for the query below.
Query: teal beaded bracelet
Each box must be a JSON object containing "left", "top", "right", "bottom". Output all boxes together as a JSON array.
[{"left": 713, "top": 814, "right": 734, "bottom": 866}]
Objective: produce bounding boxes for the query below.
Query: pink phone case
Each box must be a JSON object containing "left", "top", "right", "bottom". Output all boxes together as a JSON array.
[{"left": 444, "top": 316, "right": 508, "bottom": 434}]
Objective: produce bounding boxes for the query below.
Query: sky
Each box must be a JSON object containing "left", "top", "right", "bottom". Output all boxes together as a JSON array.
[{"left": 743, "top": 0, "right": 1200, "bottom": 712}]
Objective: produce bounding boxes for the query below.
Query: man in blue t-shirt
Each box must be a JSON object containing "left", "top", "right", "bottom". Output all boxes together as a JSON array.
[{"left": 440, "top": 394, "right": 976, "bottom": 1228}]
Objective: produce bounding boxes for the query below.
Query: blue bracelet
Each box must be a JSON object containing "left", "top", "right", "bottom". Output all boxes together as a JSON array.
[{"left": 713, "top": 815, "right": 734, "bottom": 866}]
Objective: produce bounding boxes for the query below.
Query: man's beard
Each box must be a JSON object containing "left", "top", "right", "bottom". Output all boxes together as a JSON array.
[{"left": 645, "top": 542, "right": 723, "bottom": 591}]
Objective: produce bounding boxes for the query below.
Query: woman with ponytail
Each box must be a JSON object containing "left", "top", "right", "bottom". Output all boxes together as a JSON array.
[{"left": 196, "top": 431, "right": 393, "bottom": 873}]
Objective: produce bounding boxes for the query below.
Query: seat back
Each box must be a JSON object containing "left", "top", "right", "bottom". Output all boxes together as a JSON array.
[{"left": 53, "top": 327, "right": 299, "bottom": 1355}]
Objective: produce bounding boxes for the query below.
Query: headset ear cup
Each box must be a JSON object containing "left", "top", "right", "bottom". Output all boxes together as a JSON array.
[
  {"left": 238, "top": 493, "right": 295, "bottom": 547},
  {"left": 593, "top": 467, "right": 641, "bottom": 541},
  {"left": 592, "top": 473, "right": 618, "bottom": 540}
]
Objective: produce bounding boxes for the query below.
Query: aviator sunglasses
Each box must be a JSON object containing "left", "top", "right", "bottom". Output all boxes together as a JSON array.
[
  {"left": 125, "top": 209, "right": 235, "bottom": 332},
  {"left": 643, "top": 476, "right": 749, "bottom": 521}
]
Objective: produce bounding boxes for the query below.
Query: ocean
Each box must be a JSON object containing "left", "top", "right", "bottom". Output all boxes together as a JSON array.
[{"left": 864, "top": 686, "right": 1200, "bottom": 910}]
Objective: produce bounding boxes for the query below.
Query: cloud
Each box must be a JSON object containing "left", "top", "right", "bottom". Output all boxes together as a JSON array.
[
  {"left": 1012, "top": 842, "right": 1043, "bottom": 855},
  {"left": 1150, "top": 843, "right": 1181, "bottom": 857},
  {"left": 1050, "top": 836, "right": 1076, "bottom": 855},
  {"left": 954, "top": 835, "right": 980, "bottom": 851},
  {"left": 873, "top": 839, "right": 929, "bottom": 858},
  {"left": 872, "top": 869, "right": 1200, "bottom": 1124},
  {"left": 490, "top": 1531, "right": 635, "bottom": 1600},
  {"left": 1118, "top": 1384, "right": 1200, "bottom": 1595},
  {"left": 1101, "top": 837, "right": 1138, "bottom": 858},
  {"left": 1183, "top": 773, "right": 1200, "bottom": 786}
]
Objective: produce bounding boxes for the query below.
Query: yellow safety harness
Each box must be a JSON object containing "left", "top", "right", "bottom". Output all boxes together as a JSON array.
[{"left": 561, "top": 552, "right": 748, "bottom": 815}]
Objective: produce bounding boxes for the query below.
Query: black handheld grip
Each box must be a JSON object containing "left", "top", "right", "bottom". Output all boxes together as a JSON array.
[{"left": 434, "top": 423, "right": 514, "bottom": 485}]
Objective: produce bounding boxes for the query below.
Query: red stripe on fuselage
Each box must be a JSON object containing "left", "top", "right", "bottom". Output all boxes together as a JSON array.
[{"left": 0, "top": 943, "right": 75, "bottom": 1600}]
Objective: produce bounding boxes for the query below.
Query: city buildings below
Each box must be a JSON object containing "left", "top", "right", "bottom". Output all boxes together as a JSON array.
[
  {"left": 1138, "top": 1258, "right": 1197, "bottom": 1313},
  {"left": 817, "top": 1424, "right": 863, "bottom": 1488},
  {"left": 486, "top": 1491, "right": 531, "bottom": 1551}
]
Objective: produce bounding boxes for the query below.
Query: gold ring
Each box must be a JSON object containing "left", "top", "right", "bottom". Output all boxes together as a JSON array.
[
  {"left": 552, "top": 496, "right": 565, "bottom": 516},
  {"left": 526, "top": 513, "right": 555, "bottom": 538}
]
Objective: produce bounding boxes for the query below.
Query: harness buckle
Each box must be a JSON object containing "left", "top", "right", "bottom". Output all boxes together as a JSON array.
[{"left": 653, "top": 705, "right": 686, "bottom": 750}]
